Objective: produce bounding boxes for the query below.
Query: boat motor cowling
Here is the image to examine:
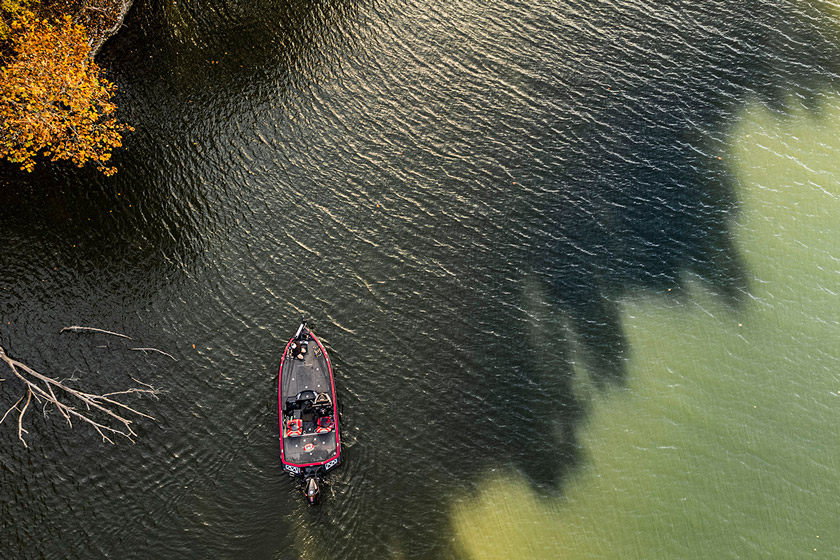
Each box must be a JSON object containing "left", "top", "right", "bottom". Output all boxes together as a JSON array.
[{"left": 304, "top": 477, "right": 321, "bottom": 505}]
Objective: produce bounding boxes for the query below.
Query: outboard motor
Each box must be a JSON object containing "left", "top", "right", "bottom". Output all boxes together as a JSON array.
[{"left": 304, "top": 476, "right": 321, "bottom": 505}]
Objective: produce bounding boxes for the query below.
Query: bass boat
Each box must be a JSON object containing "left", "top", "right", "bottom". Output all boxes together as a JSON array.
[{"left": 278, "top": 320, "right": 341, "bottom": 504}]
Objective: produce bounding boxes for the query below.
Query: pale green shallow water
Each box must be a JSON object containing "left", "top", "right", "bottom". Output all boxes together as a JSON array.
[{"left": 453, "top": 96, "right": 840, "bottom": 558}]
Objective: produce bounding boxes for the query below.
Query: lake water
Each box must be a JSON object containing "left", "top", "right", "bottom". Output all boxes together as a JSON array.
[{"left": 2, "top": 1, "right": 840, "bottom": 558}]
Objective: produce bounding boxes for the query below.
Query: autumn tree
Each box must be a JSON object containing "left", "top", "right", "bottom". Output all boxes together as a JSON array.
[{"left": 0, "top": 13, "right": 132, "bottom": 175}]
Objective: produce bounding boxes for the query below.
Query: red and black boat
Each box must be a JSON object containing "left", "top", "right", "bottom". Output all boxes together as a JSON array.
[{"left": 278, "top": 320, "right": 341, "bottom": 504}]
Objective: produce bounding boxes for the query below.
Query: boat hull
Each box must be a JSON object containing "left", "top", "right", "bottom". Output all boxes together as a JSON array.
[{"left": 278, "top": 330, "right": 341, "bottom": 477}]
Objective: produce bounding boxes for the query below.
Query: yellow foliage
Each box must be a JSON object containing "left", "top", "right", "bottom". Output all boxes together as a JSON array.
[
  {"left": 0, "top": 13, "right": 132, "bottom": 175},
  {"left": 0, "top": 0, "right": 34, "bottom": 40}
]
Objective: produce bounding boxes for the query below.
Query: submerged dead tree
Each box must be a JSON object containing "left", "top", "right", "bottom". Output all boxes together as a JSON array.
[{"left": 0, "top": 329, "right": 160, "bottom": 448}]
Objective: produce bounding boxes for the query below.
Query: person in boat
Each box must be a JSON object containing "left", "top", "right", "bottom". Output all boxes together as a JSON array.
[
  {"left": 312, "top": 392, "right": 334, "bottom": 433},
  {"left": 290, "top": 340, "right": 308, "bottom": 360}
]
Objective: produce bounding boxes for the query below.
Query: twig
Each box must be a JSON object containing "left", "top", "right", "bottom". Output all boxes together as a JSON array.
[
  {"left": 1, "top": 395, "right": 25, "bottom": 426},
  {"left": 60, "top": 326, "right": 132, "bottom": 339},
  {"left": 18, "top": 390, "right": 32, "bottom": 447},
  {"left": 130, "top": 347, "right": 177, "bottom": 361}
]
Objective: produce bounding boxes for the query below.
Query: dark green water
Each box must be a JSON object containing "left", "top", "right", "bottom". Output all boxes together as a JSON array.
[{"left": 2, "top": 0, "right": 840, "bottom": 558}]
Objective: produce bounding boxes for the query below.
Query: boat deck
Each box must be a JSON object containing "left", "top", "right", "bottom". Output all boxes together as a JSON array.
[{"left": 279, "top": 338, "right": 339, "bottom": 467}]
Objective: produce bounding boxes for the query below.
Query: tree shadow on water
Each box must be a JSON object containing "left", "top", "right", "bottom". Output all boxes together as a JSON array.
[
  {"left": 499, "top": 0, "right": 840, "bottom": 499},
  {"left": 415, "top": 6, "right": 840, "bottom": 558}
]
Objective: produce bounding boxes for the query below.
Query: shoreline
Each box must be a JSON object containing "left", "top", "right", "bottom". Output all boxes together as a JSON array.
[{"left": 86, "top": 0, "right": 135, "bottom": 57}]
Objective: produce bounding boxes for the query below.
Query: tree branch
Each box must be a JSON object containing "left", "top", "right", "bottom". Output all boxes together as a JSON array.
[
  {"left": 60, "top": 326, "right": 132, "bottom": 339},
  {"left": 1, "top": 395, "right": 25, "bottom": 426},
  {"left": 0, "top": 343, "right": 158, "bottom": 447},
  {"left": 129, "top": 347, "right": 176, "bottom": 361}
]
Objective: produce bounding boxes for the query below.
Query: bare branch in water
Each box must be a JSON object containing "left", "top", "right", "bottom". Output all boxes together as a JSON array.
[
  {"left": 130, "top": 347, "right": 177, "bottom": 361},
  {"left": 60, "top": 326, "right": 132, "bottom": 340},
  {"left": 0, "top": 344, "right": 159, "bottom": 447}
]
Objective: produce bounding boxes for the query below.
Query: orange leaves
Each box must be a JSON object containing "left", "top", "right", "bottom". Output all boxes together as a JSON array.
[
  {"left": 0, "top": 0, "right": 34, "bottom": 41},
  {"left": 0, "top": 13, "right": 132, "bottom": 175}
]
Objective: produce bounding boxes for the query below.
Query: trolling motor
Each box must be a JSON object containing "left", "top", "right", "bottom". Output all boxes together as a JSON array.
[{"left": 294, "top": 318, "right": 308, "bottom": 340}]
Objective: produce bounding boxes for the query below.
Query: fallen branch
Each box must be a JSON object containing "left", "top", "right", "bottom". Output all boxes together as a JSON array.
[
  {"left": 60, "top": 326, "right": 132, "bottom": 339},
  {"left": 130, "top": 347, "right": 177, "bottom": 361},
  {"left": 0, "top": 344, "right": 158, "bottom": 448}
]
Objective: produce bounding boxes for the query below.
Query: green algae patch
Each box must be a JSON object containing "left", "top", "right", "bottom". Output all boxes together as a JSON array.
[{"left": 452, "top": 97, "right": 840, "bottom": 559}]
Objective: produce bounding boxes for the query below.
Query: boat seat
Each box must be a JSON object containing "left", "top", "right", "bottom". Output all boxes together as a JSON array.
[
  {"left": 285, "top": 419, "right": 303, "bottom": 437},
  {"left": 316, "top": 416, "right": 334, "bottom": 434}
]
